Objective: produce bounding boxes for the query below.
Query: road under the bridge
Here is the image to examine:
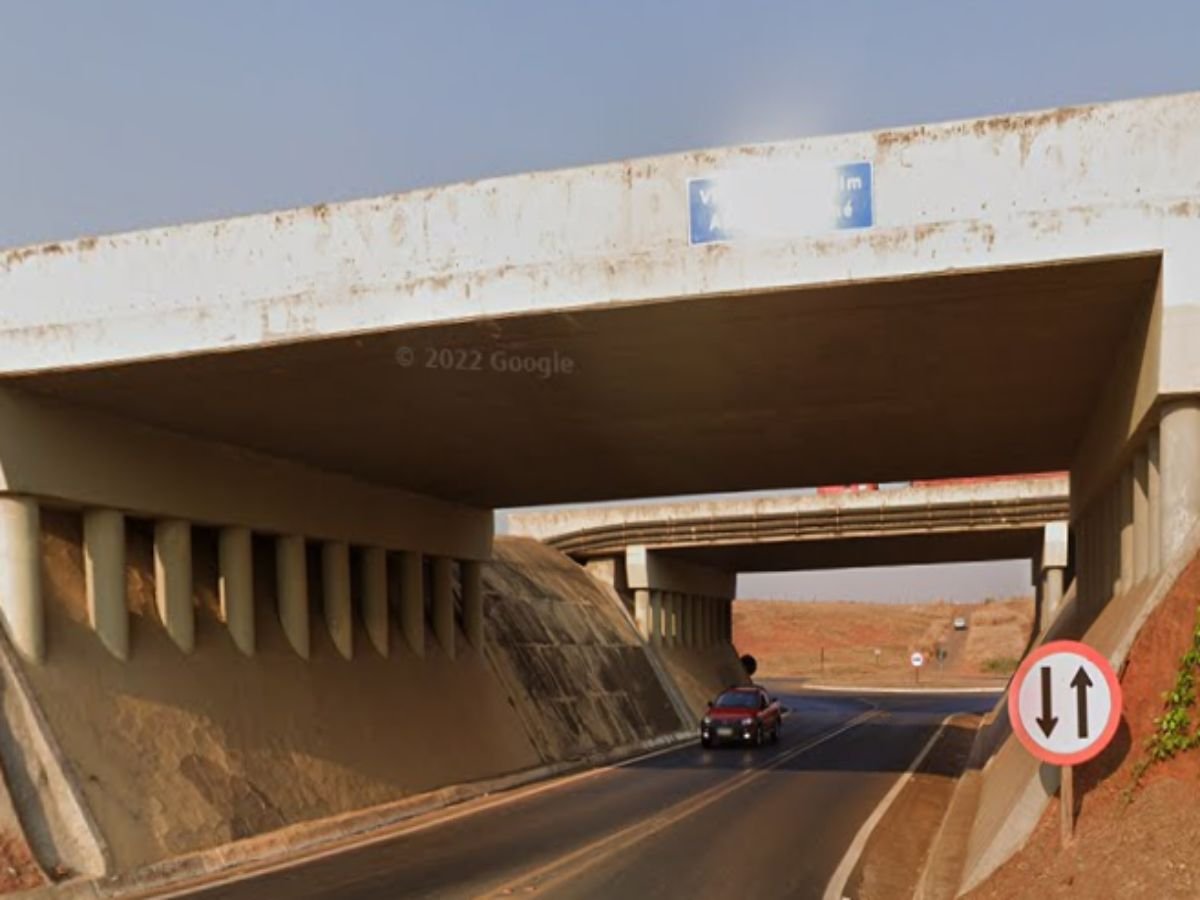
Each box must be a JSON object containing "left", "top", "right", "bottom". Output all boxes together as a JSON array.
[{"left": 169, "top": 687, "right": 997, "bottom": 900}]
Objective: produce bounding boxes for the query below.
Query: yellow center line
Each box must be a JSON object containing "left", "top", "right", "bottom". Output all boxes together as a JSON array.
[{"left": 476, "top": 709, "right": 884, "bottom": 899}]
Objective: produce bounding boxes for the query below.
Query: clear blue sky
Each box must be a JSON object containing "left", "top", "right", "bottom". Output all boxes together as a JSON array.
[{"left": 3, "top": 2, "right": 1196, "bottom": 600}]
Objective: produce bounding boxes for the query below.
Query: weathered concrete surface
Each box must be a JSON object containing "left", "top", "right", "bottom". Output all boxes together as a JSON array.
[
  {"left": 2, "top": 96, "right": 1196, "bottom": 508},
  {"left": 509, "top": 475, "right": 1070, "bottom": 571},
  {"left": 2, "top": 95, "right": 1196, "bottom": 380},
  {"left": 658, "top": 645, "right": 750, "bottom": 722},
  {"left": 0, "top": 387, "right": 490, "bottom": 562},
  {"left": 12, "top": 520, "right": 690, "bottom": 874}
]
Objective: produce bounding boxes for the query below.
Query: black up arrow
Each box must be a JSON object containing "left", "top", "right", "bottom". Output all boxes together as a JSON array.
[
  {"left": 1037, "top": 666, "right": 1058, "bottom": 737},
  {"left": 1071, "top": 667, "right": 1094, "bottom": 739}
]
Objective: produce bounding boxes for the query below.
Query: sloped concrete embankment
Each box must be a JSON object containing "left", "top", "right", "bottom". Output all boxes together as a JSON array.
[
  {"left": 0, "top": 518, "right": 692, "bottom": 879},
  {"left": 658, "top": 645, "right": 751, "bottom": 721},
  {"left": 919, "top": 523, "right": 1200, "bottom": 898}
]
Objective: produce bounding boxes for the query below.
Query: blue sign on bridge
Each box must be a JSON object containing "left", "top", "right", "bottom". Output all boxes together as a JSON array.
[{"left": 689, "top": 161, "right": 874, "bottom": 245}]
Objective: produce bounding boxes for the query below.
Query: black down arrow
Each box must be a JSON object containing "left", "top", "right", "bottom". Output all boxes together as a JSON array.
[{"left": 1037, "top": 666, "right": 1058, "bottom": 737}]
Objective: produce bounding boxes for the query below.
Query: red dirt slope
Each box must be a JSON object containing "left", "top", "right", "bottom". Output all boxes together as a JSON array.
[{"left": 967, "top": 553, "right": 1200, "bottom": 899}]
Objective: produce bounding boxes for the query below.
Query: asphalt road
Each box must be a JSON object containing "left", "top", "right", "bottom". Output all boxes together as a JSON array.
[{"left": 175, "top": 686, "right": 998, "bottom": 900}]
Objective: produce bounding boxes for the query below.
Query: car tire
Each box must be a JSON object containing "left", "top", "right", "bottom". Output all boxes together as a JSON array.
[{"left": 772, "top": 722, "right": 781, "bottom": 743}]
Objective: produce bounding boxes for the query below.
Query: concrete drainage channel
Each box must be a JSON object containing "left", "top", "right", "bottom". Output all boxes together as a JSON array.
[{"left": 34, "top": 730, "right": 694, "bottom": 900}]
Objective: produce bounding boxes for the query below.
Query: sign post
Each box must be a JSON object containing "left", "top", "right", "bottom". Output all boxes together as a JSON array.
[
  {"left": 1009, "top": 641, "right": 1122, "bottom": 845},
  {"left": 910, "top": 651, "right": 925, "bottom": 685}
]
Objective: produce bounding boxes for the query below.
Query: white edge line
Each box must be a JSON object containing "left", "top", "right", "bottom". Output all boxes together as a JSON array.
[
  {"left": 153, "top": 732, "right": 696, "bottom": 898},
  {"left": 800, "top": 684, "right": 1003, "bottom": 695},
  {"left": 822, "top": 713, "right": 956, "bottom": 900}
]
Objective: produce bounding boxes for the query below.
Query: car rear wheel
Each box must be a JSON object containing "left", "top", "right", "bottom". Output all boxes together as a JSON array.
[{"left": 772, "top": 722, "right": 781, "bottom": 743}]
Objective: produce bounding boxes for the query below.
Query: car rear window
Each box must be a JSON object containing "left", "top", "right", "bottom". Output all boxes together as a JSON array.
[{"left": 713, "top": 691, "right": 757, "bottom": 708}]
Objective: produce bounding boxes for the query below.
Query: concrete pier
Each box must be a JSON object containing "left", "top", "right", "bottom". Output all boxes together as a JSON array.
[
  {"left": 400, "top": 550, "right": 424, "bottom": 657},
  {"left": 1118, "top": 467, "right": 1134, "bottom": 592},
  {"left": 1133, "top": 450, "right": 1150, "bottom": 583},
  {"left": 276, "top": 534, "right": 309, "bottom": 659},
  {"left": 84, "top": 509, "right": 128, "bottom": 660},
  {"left": 432, "top": 557, "right": 455, "bottom": 660},
  {"left": 462, "top": 560, "right": 484, "bottom": 649},
  {"left": 219, "top": 526, "right": 254, "bottom": 657},
  {"left": 634, "top": 589, "right": 652, "bottom": 642},
  {"left": 361, "top": 547, "right": 388, "bottom": 657},
  {"left": 154, "top": 519, "right": 193, "bottom": 653},
  {"left": 322, "top": 541, "right": 353, "bottom": 659},
  {"left": 1148, "top": 431, "right": 1162, "bottom": 576},
  {"left": 0, "top": 497, "right": 43, "bottom": 662},
  {"left": 1160, "top": 400, "right": 1200, "bottom": 564}
]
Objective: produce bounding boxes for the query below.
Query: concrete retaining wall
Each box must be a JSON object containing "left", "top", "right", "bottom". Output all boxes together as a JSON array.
[{"left": 2, "top": 520, "right": 697, "bottom": 876}]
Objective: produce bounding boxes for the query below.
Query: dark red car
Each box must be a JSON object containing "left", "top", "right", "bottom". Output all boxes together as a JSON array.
[{"left": 700, "top": 686, "right": 783, "bottom": 748}]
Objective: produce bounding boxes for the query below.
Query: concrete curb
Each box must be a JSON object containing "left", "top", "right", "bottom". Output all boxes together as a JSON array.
[
  {"left": 823, "top": 713, "right": 960, "bottom": 900},
  {"left": 31, "top": 729, "right": 695, "bottom": 900}
]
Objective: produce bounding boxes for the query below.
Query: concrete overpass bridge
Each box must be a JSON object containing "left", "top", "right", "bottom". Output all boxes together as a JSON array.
[
  {"left": 0, "top": 92, "right": 1198, "bottom": 672},
  {"left": 507, "top": 475, "right": 1071, "bottom": 647}
]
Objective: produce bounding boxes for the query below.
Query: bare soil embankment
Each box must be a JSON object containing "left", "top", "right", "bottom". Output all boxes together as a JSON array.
[
  {"left": 966, "top": 553, "right": 1200, "bottom": 899},
  {"left": 733, "top": 597, "right": 1033, "bottom": 686}
]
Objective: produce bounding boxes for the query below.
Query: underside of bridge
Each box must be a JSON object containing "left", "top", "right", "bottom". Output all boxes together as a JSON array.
[
  {"left": 11, "top": 254, "right": 1155, "bottom": 508},
  {"left": 652, "top": 529, "right": 1042, "bottom": 572}
]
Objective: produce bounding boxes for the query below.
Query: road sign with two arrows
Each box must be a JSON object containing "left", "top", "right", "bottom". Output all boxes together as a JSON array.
[{"left": 1009, "top": 640, "right": 1123, "bottom": 766}]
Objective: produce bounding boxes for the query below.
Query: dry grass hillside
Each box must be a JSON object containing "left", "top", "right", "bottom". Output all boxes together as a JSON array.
[{"left": 733, "top": 597, "right": 1034, "bottom": 685}]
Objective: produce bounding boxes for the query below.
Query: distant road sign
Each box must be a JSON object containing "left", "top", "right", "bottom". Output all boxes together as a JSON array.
[
  {"left": 1009, "top": 641, "right": 1122, "bottom": 766},
  {"left": 910, "top": 651, "right": 925, "bottom": 668}
]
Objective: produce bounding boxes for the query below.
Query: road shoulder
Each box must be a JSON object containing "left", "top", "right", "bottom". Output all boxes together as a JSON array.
[{"left": 839, "top": 712, "right": 983, "bottom": 900}]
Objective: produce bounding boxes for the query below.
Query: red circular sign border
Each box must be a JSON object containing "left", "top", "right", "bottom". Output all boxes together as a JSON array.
[{"left": 1008, "top": 640, "right": 1123, "bottom": 767}]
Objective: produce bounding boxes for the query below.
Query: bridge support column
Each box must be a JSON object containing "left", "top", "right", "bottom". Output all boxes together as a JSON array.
[
  {"left": 688, "top": 596, "right": 700, "bottom": 647},
  {"left": 670, "top": 593, "right": 681, "bottom": 647},
  {"left": 400, "top": 550, "right": 424, "bottom": 657},
  {"left": 433, "top": 557, "right": 455, "bottom": 660},
  {"left": 1148, "top": 430, "right": 1162, "bottom": 576},
  {"left": 634, "top": 589, "right": 652, "bottom": 642},
  {"left": 1118, "top": 466, "right": 1134, "bottom": 593},
  {"left": 84, "top": 509, "right": 127, "bottom": 660},
  {"left": 650, "top": 590, "right": 663, "bottom": 647},
  {"left": 276, "top": 534, "right": 309, "bottom": 659},
  {"left": 0, "top": 497, "right": 43, "bottom": 663},
  {"left": 463, "top": 559, "right": 484, "bottom": 649},
  {"left": 1103, "top": 485, "right": 1118, "bottom": 602},
  {"left": 322, "top": 541, "right": 353, "bottom": 659},
  {"left": 218, "top": 525, "right": 254, "bottom": 656},
  {"left": 1160, "top": 399, "right": 1200, "bottom": 565},
  {"left": 1133, "top": 449, "right": 1150, "bottom": 583},
  {"left": 154, "top": 519, "right": 193, "bottom": 653},
  {"left": 361, "top": 547, "right": 388, "bottom": 657}
]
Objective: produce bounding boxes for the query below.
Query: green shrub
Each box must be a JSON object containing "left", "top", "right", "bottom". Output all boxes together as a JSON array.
[{"left": 1131, "top": 602, "right": 1200, "bottom": 791}]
